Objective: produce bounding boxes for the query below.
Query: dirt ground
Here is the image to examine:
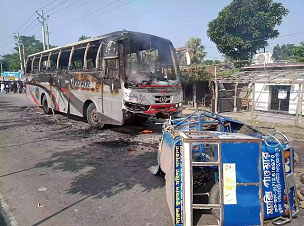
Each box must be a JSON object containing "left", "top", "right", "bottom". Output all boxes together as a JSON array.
[{"left": 1, "top": 94, "right": 304, "bottom": 226}]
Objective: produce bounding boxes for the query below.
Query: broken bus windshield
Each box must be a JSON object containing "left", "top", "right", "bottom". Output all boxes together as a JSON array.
[{"left": 125, "top": 39, "right": 179, "bottom": 87}]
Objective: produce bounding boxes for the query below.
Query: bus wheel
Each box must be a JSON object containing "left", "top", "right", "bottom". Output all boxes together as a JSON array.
[
  {"left": 87, "top": 103, "right": 104, "bottom": 129},
  {"left": 42, "top": 95, "right": 51, "bottom": 114}
]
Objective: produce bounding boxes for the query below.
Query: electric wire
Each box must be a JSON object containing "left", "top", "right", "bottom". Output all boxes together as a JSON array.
[
  {"left": 37, "top": 0, "right": 59, "bottom": 11},
  {"left": 0, "top": 0, "right": 62, "bottom": 48},
  {"left": 95, "top": 0, "right": 137, "bottom": 18},
  {"left": 15, "top": 12, "right": 36, "bottom": 35},
  {"left": 49, "top": 0, "right": 86, "bottom": 15},
  {"left": 74, "top": 0, "right": 122, "bottom": 22},
  {"left": 70, "top": 0, "right": 137, "bottom": 26},
  {"left": 20, "top": 19, "right": 37, "bottom": 35},
  {"left": 45, "top": 0, "right": 69, "bottom": 14},
  {"left": 22, "top": 22, "right": 40, "bottom": 35}
]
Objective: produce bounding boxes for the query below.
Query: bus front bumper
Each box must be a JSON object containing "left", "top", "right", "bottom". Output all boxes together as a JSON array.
[{"left": 124, "top": 102, "right": 182, "bottom": 116}]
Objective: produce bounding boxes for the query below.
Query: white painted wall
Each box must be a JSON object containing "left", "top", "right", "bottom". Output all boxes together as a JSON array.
[
  {"left": 254, "top": 83, "right": 304, "bottom": 115},
  {"left": 288, "top": 84, "right": 304, "bottom": 115},
  {"left": 255, "top": 83, "right": 270, "bottom": 111}
]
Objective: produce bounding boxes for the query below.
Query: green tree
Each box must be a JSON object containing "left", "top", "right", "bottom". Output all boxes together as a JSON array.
[
  {"left": 1, "top": 53, "right": 19, "bottom": 71},
  {"left": 180, "top": 65, "right": 210, "bottom": 83},
  {"left": 203, "top": 59, "right": 221, "bottom": 65},
  {"left": 1, "top": 35, "right": 47, "bottom": 71},
  {"left": 293, "top": 42, "right": 304, "bottom": 62},
  {"left": 207, "top": 0, "right": 288, "bottom": 61},
  {"left": 18, "top": 35, "right": 44, "bottom": 57},
  {"left": 181, "top": 38, "right": 208, "bottom": 108},
  {"left": 272, "top": 44, "right": 295, "bottom": 61},
  {"left": 78, "top": 35, "right": 91, "bottom": 41},
  {"left": 185, "top": 37, "right": 206, "bottom": 64}
]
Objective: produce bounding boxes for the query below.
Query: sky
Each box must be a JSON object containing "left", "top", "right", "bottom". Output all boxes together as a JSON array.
[{"left": 0, "top": 0, "right": 303, "bottom": 60}]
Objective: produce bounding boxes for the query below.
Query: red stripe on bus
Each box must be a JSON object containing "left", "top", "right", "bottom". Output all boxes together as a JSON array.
[
  {"left": 30, "top": 90, "right": 39, "bottom": 105},
  {"left": 137, "top": 85, "right": 181, "bottom": 88},
  {"left": 51, "top": 92, "right": 60, "bottom": 111},
  {"left": 144, "top": 104, "right": 179, "bottom": 114},
  {"left": 61, "top": 87, "right": 70, "bottom": 97}
]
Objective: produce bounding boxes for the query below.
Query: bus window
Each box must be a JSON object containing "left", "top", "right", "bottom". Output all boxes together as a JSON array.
[
  {"left": 26, "top": 58, "right": 32, "bottom": 73},
  {"left": 104, "top": 41, "right": 119, "bottom": 80},
  {"left": 71, "top": 47, "right": 86, "bottom": 70},
  {"left": 49, "top": 52, "right": 59, "bottom": 71},
  {"left": 58, "top": 50, "right": 71, "bottom": 69},
  {"left": 40, "top": 55, "right": 49, "bottom": 71},
  {"left": 95, "top": 42, "right": 104, "bottom": 70},
  {"left": 105, "top": 59, "right": 119, "bottom": 80},
  {"left": 32, "top": 57, "right": 40, "bottom": 73},
  {"left": 104, "top": 41, "right": 118, "bottom": 58},
  {"left": 86, "top": 42, "right": 100, "bottom": 70}
]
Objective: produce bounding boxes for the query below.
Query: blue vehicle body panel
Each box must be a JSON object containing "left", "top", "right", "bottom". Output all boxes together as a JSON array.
[
  {"left": 159, "top": 110, "right": 296, "bottom": 225},
  {"left": 221, "top": 142, "right": 261, "bottom": 226},
  {"left": 224, "top": 185, "right": 261, "bottom": 226},
  {"left": 222, "top": 142, "right": 260, "bottom": 184}
]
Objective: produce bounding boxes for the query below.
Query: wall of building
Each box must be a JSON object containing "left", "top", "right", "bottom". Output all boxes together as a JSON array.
[
  {"left": 255, "top": 83, "right": 304, "bottom": 115},
  {"left": 288, "top": 84, "right": 304, "bottom": 115},
  {"left": 255, "top": 83, "right": 270, "bottom": 111}
]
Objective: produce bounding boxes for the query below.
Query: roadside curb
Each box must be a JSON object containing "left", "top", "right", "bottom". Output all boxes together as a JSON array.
[{"left": 0, "top": 192, "right": 18, "bottom": 226}]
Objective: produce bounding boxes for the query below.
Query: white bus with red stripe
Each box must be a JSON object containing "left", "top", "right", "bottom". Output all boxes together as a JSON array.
[{"left": 26, "top": 31, "right": 183, "bottom": 128}]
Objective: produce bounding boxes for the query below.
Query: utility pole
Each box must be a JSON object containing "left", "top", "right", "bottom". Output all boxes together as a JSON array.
[
  {"left": 214, "top": 65, "right": 218, "bottom": 113},
  {"left": 46, "top": 24, "right": 50, "bottom": 50},
  {"left": 36, "top": 10, "right": 49, "bottom": 51},
  {"left": 0, "top": 56, "right": 3, "bottom": 74},
  {"left": 14, "top": 32, "right": 24, "bottom": 72},
  {"left": 21, "top": 44, "right": 26, "bottom": 72}
]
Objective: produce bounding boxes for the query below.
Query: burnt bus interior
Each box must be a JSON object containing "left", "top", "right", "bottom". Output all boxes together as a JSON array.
[{"left": 124, "top": 35, "right": 179, "bottom": 88}]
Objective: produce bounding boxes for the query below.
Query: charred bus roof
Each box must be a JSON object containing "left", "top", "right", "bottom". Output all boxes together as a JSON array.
[{"left": 27, "top": 31, "right": 173, "bottom": 58}]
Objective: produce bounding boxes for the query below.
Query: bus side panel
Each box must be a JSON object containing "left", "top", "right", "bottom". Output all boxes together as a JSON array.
[
  {"left": 67, "top": 72, "right": 101, "bottom": 118},
  {"left": 26, "top": 74, "right": 52, "bottom": 108},
  {"left": 49, "top": 73, "right": 67, "bottom": 113},
  {"left": 101, "top": 84, "right": 124, "bottom": 124}
]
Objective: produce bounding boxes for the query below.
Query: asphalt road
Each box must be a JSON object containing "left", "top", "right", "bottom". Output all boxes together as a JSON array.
[
  {"left": 1, "top": 93, "right": 304, "bottom": 226},
  {"left": 0, "top": 93, "right": 171, "bottom": 226}
]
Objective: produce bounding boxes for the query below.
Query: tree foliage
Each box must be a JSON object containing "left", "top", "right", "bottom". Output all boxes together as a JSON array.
[
  {"left": 180, "top": 65, "right": 210, "bottom": 83},
  {"left": 293, "top": 42, "right": 304, "bottom": 62},
  {"left": 207, "top": 0, "right": 289, "bottom": 61},
  {"left": 179, "top": 37, "right": 209, "bottom": 83},
  {"left": 272, "top": 44, "right": 295, "bottom": 61},
  {"left": 203, "top": 59, "right": 221, "bottom": 65},
  {"left": 1, "top": 53, "right": 20, "bottom": 71},
  {"left": 185, "top": 37, "right": 206, "bottom": 64},
  {"left": 1, "top": 35, "right": 49, "bottom": 71},
  {"left": 78, "top": 35, "right": 91, "bottom": 41}
]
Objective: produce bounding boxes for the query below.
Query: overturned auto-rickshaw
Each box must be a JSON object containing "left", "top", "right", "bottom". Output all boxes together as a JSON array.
[{"left": 151, "top": 110, "right": 299, "bottom": 226}]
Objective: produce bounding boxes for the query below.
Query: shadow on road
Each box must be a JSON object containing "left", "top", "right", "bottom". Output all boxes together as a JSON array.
[
  {"left": 31, "top": 195, "right": 93, "bottom": 226},
  {"left": 35, "top": 138, "right": 164, "bottom": 200}
]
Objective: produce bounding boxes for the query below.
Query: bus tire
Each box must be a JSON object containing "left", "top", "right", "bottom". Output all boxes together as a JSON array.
[
  {"left": 209, "top": 183, "right": 220, "bottom": 219},
  {"left": 87, "top": 103, "right": 104, "bottom": 129},
  {"left": 42, "top": 95, "right": 51, "bottom": 114}
]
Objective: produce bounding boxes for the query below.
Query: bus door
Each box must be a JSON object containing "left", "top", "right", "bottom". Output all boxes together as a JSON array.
[{"left": 101, "top": 41, "right": 124, "bottom": 125}]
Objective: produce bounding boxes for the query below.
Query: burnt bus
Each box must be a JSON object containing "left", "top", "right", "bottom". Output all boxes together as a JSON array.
[{"left": 25, "top": 31, "right": 183, "bottom": 128}]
